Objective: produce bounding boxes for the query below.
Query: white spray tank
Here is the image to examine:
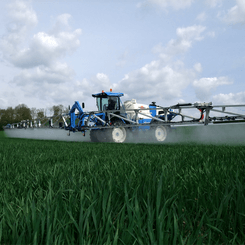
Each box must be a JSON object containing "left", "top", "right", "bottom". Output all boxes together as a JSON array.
[{"left": 123, "top": 99, "right": 152, "bottom": 120}]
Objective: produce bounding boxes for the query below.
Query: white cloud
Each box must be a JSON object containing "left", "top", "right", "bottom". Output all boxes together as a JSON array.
[
  {"left": 114, "top": 60, "right": 195, "bottom": 105},
  {"left": 213, "top": 92, "right": 245, "bottom": 105},
  {"left": 193, "top": 63, "right": 202, "bottom": 72},
  {"left": 0, "top": 61, "right": 76, "bottom": 109},
  {"left": 112, "top": 25, "right": 208, "bottom": 105},
  {"left": 3, "top": 74, "right": 81, "bottom": 109},
  {"left": 138, "top": 0, "right": 195, "bottom": 10},
  {"left": 12, "top": 71, "right": 111, "bottom": 110},
  {"left": 0, "top": 98, "right": 8, "bottom": 109},
  {"left": 196, "top": 12, "right": 207, "bottom": 22},
  {"left": 7, "top": 0, "right": 38, "bottom": 30},
  {"left": 12, "top": 62, "right": 75, "bottom": 85},
  {"left": 222, "top": 0, "right": 245, "bottom": 24},
  {"left": 205, "top": 0, "right": 223, "bottom": 8},
  {"left": 0, "top": 0, "right": 38, "bottom": 56},
  {"left": 153, "top": 25, "right": 206, "bottom": 61},
  {"left": 207, "top": 31, "right": 215, "bottom": 38},
  {"left": 50, "top": 14, "right": 72, "bottom": 34},
  {"left": 193, "top": 77, "right": 233, "bottom": 101},
  {"left": 75, "top": 73, "right": 112, "bottom": 97},
  {"left": 176, "top": 25, "right": 205, "bottom": 41},
  {"left": 0, "top": 0, "right": 83, "bottom": 110},
  {"left": 10, "top": 28, "right": 81, "bottom": 68},
  {"left": 0, "top": 0, "right": 81, "bottom": 69}
]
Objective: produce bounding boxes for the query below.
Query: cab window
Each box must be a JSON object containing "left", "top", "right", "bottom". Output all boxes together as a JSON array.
[
  {"left": 96, "top": 97, "right": 120, "bottom": 111},
  {"left": 108, "top": 97, "right": 119, "bottom": 110}
]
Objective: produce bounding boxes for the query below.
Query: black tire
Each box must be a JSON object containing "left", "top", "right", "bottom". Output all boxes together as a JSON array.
[
  {"left": 90, "top": 130, "right": 100, "bottom": 142},
  {"left": 97, "top": 129, "right": 109, "bottom": 142},
  {"left": 90, "top": 129, "right": 109, "bottom": 142}
]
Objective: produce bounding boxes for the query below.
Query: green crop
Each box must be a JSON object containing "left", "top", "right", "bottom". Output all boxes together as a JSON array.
[{"left": 0, "top": 133, "right": 245, "bottom": 244}]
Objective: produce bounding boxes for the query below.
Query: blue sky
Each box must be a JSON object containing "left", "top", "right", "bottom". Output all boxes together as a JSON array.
[{"left": 0, "top": 0, "right": 245, "bottom": 111}]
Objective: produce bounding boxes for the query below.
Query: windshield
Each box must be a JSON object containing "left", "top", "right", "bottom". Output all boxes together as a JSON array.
[{"left": 96, "top": 97, "right": 120, "bottom": 111}]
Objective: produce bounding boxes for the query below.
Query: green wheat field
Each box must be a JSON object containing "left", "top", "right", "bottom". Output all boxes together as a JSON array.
[{"left": 1, "top": 130, "right": 245, "bottom": 244}]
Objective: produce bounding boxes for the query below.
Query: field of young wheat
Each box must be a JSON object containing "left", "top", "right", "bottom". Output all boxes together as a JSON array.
[{"left": 1, "top": 130, "right": 245, "bottom": 244}]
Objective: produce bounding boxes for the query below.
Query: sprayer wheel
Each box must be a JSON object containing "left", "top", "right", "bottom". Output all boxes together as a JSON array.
[
  {"left": 154, "top": 125, "right": 168, "bottom": 142},
  {"left": 107, "top": 120, "right": 127, "bottom": 143},
  {"left": 149, "top": 121, "right": 169, "bottom": 142}
]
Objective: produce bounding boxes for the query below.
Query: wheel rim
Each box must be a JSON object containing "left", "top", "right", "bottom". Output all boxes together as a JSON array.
[
  {"left": 155, "top": 126, "right": 167, "bottom": 142},
  {"left": 112, "top": 127, "right": 126, "bottom": 143}
]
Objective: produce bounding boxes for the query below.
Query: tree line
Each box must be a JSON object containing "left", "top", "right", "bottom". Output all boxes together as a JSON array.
[{"left": 0, "top": 104, "right": 69, "bottom": 131}]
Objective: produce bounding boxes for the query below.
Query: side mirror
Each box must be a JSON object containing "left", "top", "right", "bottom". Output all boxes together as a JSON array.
[{"left": 82, "top": 102, "right": 85, "bottom": 108}]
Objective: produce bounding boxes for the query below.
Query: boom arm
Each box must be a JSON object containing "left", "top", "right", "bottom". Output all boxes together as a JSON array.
[{"left": 69, "top": 101, "right": 84, "bottom": 129}]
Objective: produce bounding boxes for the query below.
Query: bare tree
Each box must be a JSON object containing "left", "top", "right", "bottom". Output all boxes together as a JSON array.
[{"left": 31, "top": 108, "right": 37, "bottom": 120}]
